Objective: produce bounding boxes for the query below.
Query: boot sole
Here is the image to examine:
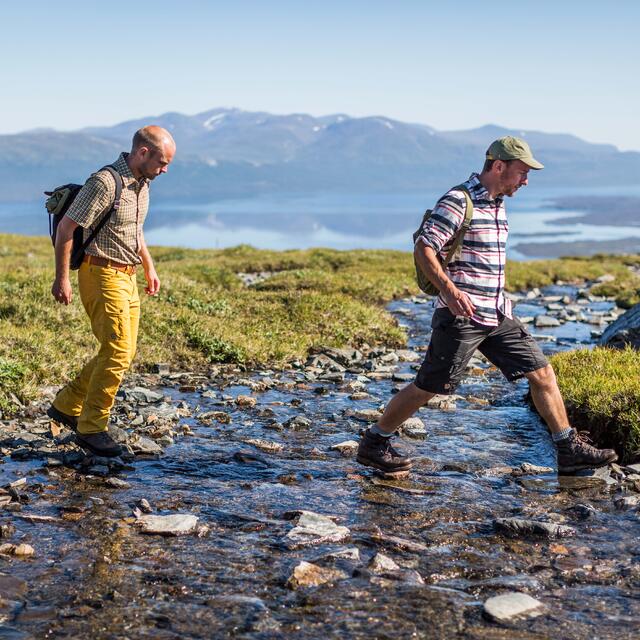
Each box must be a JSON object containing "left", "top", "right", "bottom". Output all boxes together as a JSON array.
[
  {"left": 75, "top": 435, "right": 122, "bottom": 458},
  {"left": 558, "top": 452, "right": 619, "bottom": 474},
  {"left": 356, "top": 454, "right": 413, "bottom": 474}
]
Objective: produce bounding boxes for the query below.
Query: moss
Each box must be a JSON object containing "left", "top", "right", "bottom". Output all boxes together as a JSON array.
[{"left": 550, "top": 347, "right": 640, "bottom": 462}]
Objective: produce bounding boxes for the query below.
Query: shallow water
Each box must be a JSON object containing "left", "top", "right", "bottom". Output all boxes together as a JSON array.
[{"left": 2, "top": 292, "right": 640, "bottom": 639}]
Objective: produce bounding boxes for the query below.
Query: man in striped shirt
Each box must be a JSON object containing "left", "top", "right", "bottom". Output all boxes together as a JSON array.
[{"left": 357, "top": 136, "right": 618, "bottom": 476}]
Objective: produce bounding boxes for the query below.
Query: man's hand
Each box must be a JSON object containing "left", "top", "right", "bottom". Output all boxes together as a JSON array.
[
  {"left": 144, "top": 268, "right": 160, "bottom": 296},
  {"left": 52, "top": 277, "right": 73, "bottom": 305},
  {"left": 441, "top": 284, "right": 475, "bottom": 317}
]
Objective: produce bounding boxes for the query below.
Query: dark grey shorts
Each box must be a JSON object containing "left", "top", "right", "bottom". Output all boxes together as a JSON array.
[{"left": 415, "top": 308, "right": 549, "bottom": 395}]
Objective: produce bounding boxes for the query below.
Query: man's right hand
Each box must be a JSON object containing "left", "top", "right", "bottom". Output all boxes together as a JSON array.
[
  {"left": 52, "top": 278, "right": 73, "bottom": 305},
  {"left": 441, "top": 284, "right": 475, "bottom": 318}
]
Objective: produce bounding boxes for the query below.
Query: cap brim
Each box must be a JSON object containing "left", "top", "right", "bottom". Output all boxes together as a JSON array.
[{"left": 522, "top": 157, "right": 544, "bottom": 170}]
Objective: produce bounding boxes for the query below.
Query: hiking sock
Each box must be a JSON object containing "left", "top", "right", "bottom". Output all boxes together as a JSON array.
[
  {"left": 369, "top": 424, "right": 394, "bottom": 438},
  {"left": 552, "top": 427, "right": 573, "bottom": 443}
]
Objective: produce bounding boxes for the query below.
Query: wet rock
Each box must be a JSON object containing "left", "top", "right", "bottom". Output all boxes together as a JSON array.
[
  {"left": 104, "top": 476, "right": 130, "bottom": 489},
  {"left": 137, "top": 498, "right": 153, "bottom": 514},
  {"left": 87, "top": 465, "right": 110, "bottom": 477},
  {"left": 0, "top": 524, "right": 16, "bottom": 538},
  {"left": 425, "top": 395, "right": 458, "bottom": 410},
  {"left": 242, "top": 438, "right": 284, "bottom": 454},
  {"left": 534, "top": 315, "right": 561, "bottom": 328},
  {"left": 129, "top": 435, "right": 163, "bottom": 456},
  {"left": 235, "top": 395, "right": 257, "bottom": 408},
  {"left": 599, "top": 302, "right": 640, "bottom": 349},
  {"left": 330, "top": 440, "right": 359, "bottom": 455},
  {"left": 137, "top": 513, "right": 199, "bottom": 536},
  {"left": 614, "top": 495, "right": 640, "bottom": 510},
  {"left": 0, "top": 543, "right": 34, "bottom": 557},
  {"left": 287, "top": 561, "right": 348, "bottom": 589},
  {"left": 395, "top": 350, "right": 421, "bottom": 362},
  {"left": 563, "top": 466, "right": 618, "bottom": 488},
  {"left": 392, "top": 373, "right": 414, "bottom": 382},
  {"left": 512, "top": 463, "right": 554, "bottom": 476},
  {"left": 348, "top": 409, "right": 382, "bottom": 423},
  {"left": 477, "top": 575, "right": 542, "bottom": 592},
  {"left": 368, "top": 552, "right": 400, "bottom": 574},
  {"left": 318, "top": 547, "right": 361, "bottom": 562},
  {"left": 123, "top": 387, "right": 163, "bottom": 404},
  {"left": 283, "top": 415, "right": 312, "bottom": 430},
  {"left": 369, "top": 529, "right": 429, "bottom": 553},
  {"left": 494, "top": 517, "right": 575, "bottom": 538},
  {"left": 400, "top": 417, "right": 426, "bottom": 437},
  {"left": 284, "top": 511, "right": 350, "bottom": 549},
  {"left": 349, "top": 392, "right": 371, "bottom": 400},
  {"left": 483, "top": 592, "right": 544, "bottom": 622}
]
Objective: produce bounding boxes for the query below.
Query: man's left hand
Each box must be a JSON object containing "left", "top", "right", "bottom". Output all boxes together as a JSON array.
[{"left": 144, "top": 268, "right": 160, "bottom": 295}]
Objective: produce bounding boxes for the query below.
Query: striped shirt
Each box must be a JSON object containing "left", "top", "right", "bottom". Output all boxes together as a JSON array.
[
  {"left": 416, "top": 173, "right": 512, "bottom": 326},
  {"left": 65, "top": 153, "right": 149, "bottom": 265}
]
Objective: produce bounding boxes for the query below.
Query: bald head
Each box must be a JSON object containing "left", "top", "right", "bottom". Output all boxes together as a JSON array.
[
  {"left": 131, "top": 125, "right": 176, "bottom": 155},
  {"left": 128, "top": 125, "right": 176, "bottom": 181}
]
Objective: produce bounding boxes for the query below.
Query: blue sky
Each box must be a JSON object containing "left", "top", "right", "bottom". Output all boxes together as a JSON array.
[{"left": 2, "top": 0, "right": 639, "bottom": 150}]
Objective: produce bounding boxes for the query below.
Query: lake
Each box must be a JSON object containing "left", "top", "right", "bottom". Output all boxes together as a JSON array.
[{"left": 3, "top": 183, "right": 640, "bottom": 259}]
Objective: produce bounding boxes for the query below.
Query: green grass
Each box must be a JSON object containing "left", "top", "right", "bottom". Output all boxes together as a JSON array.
[
  {"left": 1, "top": 231, "right": 640, "bottom": 456},
  {"left": 550, "top": 347, "right": 640, "bottom": 462}
]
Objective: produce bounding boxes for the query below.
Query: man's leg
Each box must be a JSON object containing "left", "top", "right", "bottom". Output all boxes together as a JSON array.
[
  {"left": 357, "top": 308, "right": 486, "bottom": 475},
  {"left": 525, "top": 364, "right": 618, "bottom": 472},
  {"left": 74, "top": 266, "right": 136, "bottom": 456}
]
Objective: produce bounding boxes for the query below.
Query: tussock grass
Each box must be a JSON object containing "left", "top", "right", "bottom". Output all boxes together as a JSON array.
[{"left": 550, "top": 347, "right": 640, "bottom": 462}]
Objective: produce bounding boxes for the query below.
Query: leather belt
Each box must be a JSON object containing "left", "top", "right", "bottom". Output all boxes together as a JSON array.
[{"left": 83, "top": 255, "right": 137, "bottom": 275}]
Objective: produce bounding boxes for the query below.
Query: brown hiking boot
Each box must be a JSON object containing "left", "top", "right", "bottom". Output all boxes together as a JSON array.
[
  {"left": 356, "top": 429, "right": 413, "bottom": 474},
  {"left": 47, "top": 405, "right": 78, "bottom": 430},
  {"left": 556, "top": 429, "right": 618, "bottom": 474},
  {"left": 76, "top": 431, "right": 123, "bottom": 458}
]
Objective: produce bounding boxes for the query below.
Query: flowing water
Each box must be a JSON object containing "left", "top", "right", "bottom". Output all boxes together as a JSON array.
[{"left": 2, "top": 289, "right": 640, "bottom": 639}]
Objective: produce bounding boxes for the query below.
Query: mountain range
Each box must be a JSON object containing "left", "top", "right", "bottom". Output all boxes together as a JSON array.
[{"left": 1, "top": 108, "right": 640, "bottom": 203}]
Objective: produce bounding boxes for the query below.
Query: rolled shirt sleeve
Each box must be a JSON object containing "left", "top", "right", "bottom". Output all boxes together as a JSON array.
[
  {"left": 64, "top": 174, "right": 113, "bottom": 229},
  {"left": 416, "top": 190, "right": 467, "bottom": 255}
]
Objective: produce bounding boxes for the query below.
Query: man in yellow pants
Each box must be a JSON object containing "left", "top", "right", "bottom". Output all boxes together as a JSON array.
[{"left": 49, "top": 126, "right": 176, "bottom": 457}]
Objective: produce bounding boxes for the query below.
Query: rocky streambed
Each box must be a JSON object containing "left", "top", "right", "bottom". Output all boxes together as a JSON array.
[{"left": 1, "top": 283, "right": 640, "bottom": 639}]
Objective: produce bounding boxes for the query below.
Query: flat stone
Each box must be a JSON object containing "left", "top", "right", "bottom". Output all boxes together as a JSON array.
[
  {"left": 123, "top": 387, "right": 163, "bottom": 404},
  {"left": 287, "top": 561, "right": 348, "bottom": 589},
  {"left": 104, "top": 477, "right": 130, "bottom": 489},
  {"left": 494, "top": 517, "right": 575, "bottom": 538},
  {"left": 368, "top": 552, "right": 400, "bottom": 574},
  {"left": 330, "top": 440, "right": 359, "bottom": 455},
  {"left": 283, "top": 415, "right": 312, "bottom": 430},
  {"left": 137, "top": 513, "right": 199, "bottom": 536},
  {"left": 242, "top": 438, "right": 284, "bottom": 453},
  {"left": 349, "top": 392, "right": 370, "bottom": 400},
  {"left": 512, "top": 463, "right": 554, "bottom": 476},
  {"left": 534, "top": 315, "right": 561, "bottom": 328},
  {"left": 284, "top": 511, "right": 350, "bottom": 549},
  {"left": 614, "top": 495, "right": 640, "bottom": 510},
  {"left": 392, "top": 373, "right": 414, "bottom": 382},
  {"left": 349, "top": 409, "right": 382, "bottom": 423},
  {"left": 130, "top": 436, "right": 163, "bottom": 455},
  {"left": 483, "top": 592, "right": 544, "bottom": 622}
]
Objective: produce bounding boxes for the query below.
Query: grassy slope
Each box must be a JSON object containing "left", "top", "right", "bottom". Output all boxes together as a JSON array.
[{"left": 1, "top": 233, "right": 639, "bottom": 457}]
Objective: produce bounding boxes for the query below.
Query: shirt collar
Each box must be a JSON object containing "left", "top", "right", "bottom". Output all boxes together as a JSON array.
[
  {"left": 114, "top": 152, "right": 148, "bottom": 185},
  {"left": 466, "top": 172, "right": 503, "bottom": 206}
]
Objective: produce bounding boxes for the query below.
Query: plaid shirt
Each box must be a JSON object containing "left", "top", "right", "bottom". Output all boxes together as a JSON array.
[
  {"left": 65, "top": 153, "right": 149, "bottom": 265},
  {"left": 416, "top": 173, "right": 512, "bottom": 326}
]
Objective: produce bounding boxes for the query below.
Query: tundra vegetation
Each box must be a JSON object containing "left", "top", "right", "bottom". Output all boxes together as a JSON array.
[{"left": 1, "top": 234, "right": 639, "bottom": 455}]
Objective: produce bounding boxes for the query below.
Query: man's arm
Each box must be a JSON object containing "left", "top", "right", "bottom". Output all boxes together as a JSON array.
[
  {"left": 414, "top": 242, "right": 475, "bottom": 317},
  {"left": 51, "top": 216, "right": 80, "bottom": 305},
  {"left": 138, "top": 230, "right": 160, "bottom": 295}
]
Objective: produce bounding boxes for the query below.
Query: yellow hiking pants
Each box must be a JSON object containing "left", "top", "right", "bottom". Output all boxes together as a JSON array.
[{"left": 54, "top": 262, "right": 140, "bottom": 434}]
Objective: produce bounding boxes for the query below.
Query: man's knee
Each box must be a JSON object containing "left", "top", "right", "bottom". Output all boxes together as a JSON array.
[{"left": 525, "top": 364, "right": 557, "bottom": 389}]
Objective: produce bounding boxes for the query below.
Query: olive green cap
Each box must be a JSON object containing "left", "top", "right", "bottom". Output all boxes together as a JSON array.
[{"left": 485, "top": 136, "right": 544, "bottom": 170}]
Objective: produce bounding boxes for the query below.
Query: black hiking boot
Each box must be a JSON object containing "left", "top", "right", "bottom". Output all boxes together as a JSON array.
[
  {"left": 76, "top": 431, "right": 123, "bottom": 458},
  {"left": 556, "top": 429, "right": 618, "bottom": 474},
  {"left": 47, "top": 405, "right": 78, "bottom": 430},
  {"left": 356, "top": 429, "right": 413, "bottom": 475}
]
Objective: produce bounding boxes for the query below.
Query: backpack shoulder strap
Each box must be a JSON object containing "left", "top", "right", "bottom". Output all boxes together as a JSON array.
[
  {"left": 441, "top": 185, "right": 473, "bottom": 268},
  {"left": 78, "top": 165, "right": 123, "bottom": 252}
]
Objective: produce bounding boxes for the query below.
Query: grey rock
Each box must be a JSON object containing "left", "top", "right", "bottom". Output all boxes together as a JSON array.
[
  {"left": 130, "top": 436, "right": 163, "bottom": 455},
  {"left": 368, "top": 552, "right": 400, "bottom": 574},
  {"left": 287, "top": 561, "right": 348, "bottom": 589},
  {"left": 330, "top": 440, "right": 359, "bottom": 455},
  {"left": 392, "top": 373, "right": 415, "bottom": 382},
  {"left": 483, "top": 592, "right": 544, "bottom": 622},
  {"left": 87, "top": 465, "right": 110, "bottom": 476},
  {"left": 614, "top": 495, "right": 640, "bottom": 510},
  {"left": 494, "top": 517, "right": 575, "bottom": 538},
  {"left": 104, "top": 477, "right": 130, "bottom": 489},
  {"left": 123, "top": 387, "right": 163, "bottom": 404},
  {"left": 400, "top": 417, "right": 427, "bottom": 437},
  {"left": 137, "top": 513, "right": 199, "bottom": 536},
  {"left": 137, "top": 498, "right": 153, "bottom": 513},
  {"left": 534, "top": 315, "right": 561, "bottom": 328},
  {"left": 284, "top": 511, "right": 350, "bottom": 549}
]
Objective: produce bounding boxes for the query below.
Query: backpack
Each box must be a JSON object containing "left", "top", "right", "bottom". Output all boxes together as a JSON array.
[
  {"left": 45, "top": 166, "right": 122, "bottom": 270},
  {"left": 412, "top": 185, "right": 474, "bottom": 295}
]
